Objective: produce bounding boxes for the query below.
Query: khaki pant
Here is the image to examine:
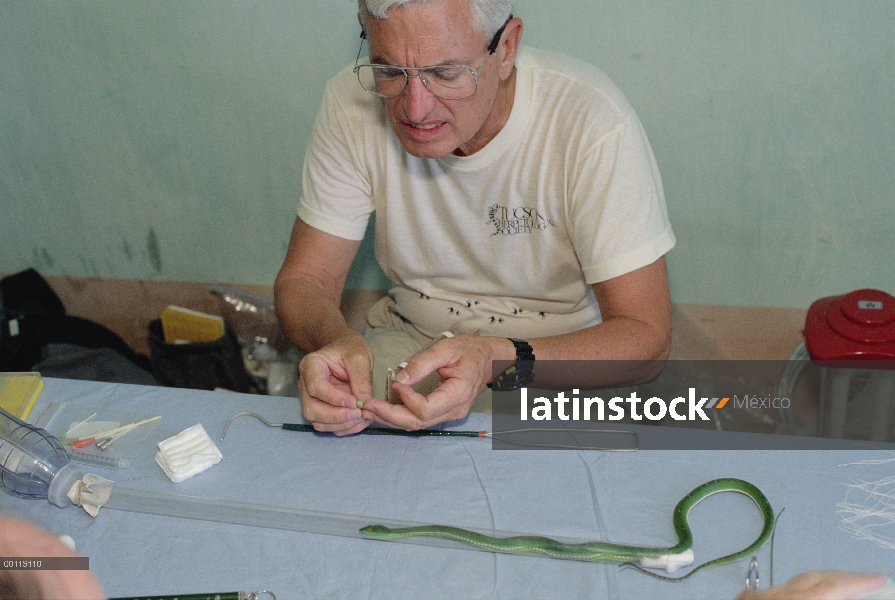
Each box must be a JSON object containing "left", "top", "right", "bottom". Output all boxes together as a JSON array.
[{"left": 364, "top": 296, "right": 492, "bottom": 414}]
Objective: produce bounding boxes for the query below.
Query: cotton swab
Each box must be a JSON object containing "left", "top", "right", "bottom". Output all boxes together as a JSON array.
[
  {"left": 62, "top": 413, "right": 97, "bottom": 439},
  {"left": 86, "top": 416, "right": 161, "bottom": 441}
]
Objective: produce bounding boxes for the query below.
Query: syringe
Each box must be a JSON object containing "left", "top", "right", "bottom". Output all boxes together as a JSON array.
[{"left": 66, "top": 448, "right": 131, "bottom": 469}]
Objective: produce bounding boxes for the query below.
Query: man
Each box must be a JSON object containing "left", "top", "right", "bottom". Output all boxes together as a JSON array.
[{"left": 275, "top": 0, "right": 675, "bottom": 434}]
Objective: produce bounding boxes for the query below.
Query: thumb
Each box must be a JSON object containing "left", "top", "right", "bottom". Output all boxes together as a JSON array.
[{"left": 397, "top": 344, "right": 454, "bottom": 386}]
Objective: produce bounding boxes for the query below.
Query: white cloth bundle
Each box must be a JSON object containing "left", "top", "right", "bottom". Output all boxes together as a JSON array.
[
  {"left": 155, "top": 424, "right": 222, "bottom": 483},
  {"left": 66, "top": 473, "right": 114, "bottom": 518}
]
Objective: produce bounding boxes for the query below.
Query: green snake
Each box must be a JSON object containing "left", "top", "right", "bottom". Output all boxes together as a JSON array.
[{"left": 360, "top": 478, "right": 774, "bottom": 581}]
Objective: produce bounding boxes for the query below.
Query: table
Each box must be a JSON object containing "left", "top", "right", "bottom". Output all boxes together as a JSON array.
[{"left": 2, "top": 378, "right": 893, "bottom": 599}]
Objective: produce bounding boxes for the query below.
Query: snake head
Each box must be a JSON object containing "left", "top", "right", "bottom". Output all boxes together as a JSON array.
[{"left": 359, "top": 525, "right": 392, "bottom": 537}]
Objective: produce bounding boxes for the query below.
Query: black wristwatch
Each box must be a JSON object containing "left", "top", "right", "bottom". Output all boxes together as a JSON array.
[{"left": 491, "top": 338, "right": 535, "bottom": 391}]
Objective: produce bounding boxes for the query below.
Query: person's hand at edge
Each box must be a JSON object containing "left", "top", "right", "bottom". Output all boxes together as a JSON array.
[{"left": 736, "top": 572, "right": 887, "bottom": 600}]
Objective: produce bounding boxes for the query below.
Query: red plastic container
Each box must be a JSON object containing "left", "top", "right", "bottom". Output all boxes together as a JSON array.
[{"left": 804, "top": 289, "right": 895, "bottom": 363}]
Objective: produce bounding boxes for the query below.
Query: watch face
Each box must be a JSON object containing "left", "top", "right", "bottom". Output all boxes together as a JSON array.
[{"left": 493, "top": 363, "right": 535, "bottom": 391}]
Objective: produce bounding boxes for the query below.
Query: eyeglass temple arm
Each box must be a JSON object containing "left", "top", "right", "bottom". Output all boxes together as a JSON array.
[{"left": 487, "top": 14, "right": 512, "bottom": 54}]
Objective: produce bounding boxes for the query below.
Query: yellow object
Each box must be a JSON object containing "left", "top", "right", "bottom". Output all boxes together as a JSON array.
[
  {"left": 0, "top": 372, "right": 44, "bottom": 421},
  {"left": 160, "top": 306, "right": 225, "bottom": 344}
]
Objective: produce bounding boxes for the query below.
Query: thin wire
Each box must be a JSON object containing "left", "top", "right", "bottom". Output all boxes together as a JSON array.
[
  {"left": 839, "top": 447, "right": 895, "bottom": 467},
  {"left": 488, "top": 428, "right": 639, "bottom": 451},
  {"left": 223, "top": 411, "right": 280, "bottom": 435},
  {"left": 770, "top": 506, "right": 785, "bottom": 587}
]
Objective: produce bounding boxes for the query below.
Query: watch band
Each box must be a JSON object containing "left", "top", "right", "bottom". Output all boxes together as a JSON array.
[
  {"left": 508, "top": 338, "right": 535, "bottom": 362},
  {"left": 490, "top": 338, "right": 535, "bottom": 391}
]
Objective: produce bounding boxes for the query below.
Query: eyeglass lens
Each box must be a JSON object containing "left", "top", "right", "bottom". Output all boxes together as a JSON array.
[{"left": 356, "top": 65, "right": 477, "bottom": 100}]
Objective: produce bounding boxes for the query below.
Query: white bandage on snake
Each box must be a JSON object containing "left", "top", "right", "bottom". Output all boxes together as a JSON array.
[
  {"left": 638, "top": 549, "right": 695, "bottom": 573},
  {"left": 155, "top": 424, "right": 222, "bottom": 483}
]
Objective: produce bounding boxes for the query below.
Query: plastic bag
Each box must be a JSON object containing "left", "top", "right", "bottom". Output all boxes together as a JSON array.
[{"left": 210, "top": 286, "right": 302, "bottom": 397}]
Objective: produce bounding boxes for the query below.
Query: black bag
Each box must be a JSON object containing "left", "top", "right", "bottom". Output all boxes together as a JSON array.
[
  {"left": 1, "top": 268, "right": 65, "bottom": 315},
  {"left": 1, "top": 268, "right": 66, "bottom": 371},
  {"left": 148, "top": 319, "right": 258, "bottom": 393},
  {"left": 0, "top": 268, "right": 154, "bottom": 378}
]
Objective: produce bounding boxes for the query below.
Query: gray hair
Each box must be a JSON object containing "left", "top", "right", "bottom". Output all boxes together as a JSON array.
[{"left": 358, "top": 0, "right": 513, "bottom": 38}]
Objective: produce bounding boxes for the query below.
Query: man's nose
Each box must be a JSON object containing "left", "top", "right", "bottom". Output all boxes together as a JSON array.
[{"left": 402, "top": 74, "right": 437, "bottom": 122}]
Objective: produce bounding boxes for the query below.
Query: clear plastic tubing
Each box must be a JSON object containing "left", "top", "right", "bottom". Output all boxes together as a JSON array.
[{"left": 104, "top": 486, "right": 593, "bottom": 557}]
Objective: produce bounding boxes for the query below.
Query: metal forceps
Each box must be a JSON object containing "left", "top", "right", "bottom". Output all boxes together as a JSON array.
[{"left": 745, "top": 557, "right": 760, "bottom": 591}]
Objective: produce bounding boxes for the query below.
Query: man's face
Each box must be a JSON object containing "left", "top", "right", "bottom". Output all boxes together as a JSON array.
[{"left": 364, "top": 0, "right": 516, "bottom": 158}]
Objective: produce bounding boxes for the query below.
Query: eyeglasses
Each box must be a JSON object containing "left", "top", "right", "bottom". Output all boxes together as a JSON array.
[
  {"left": 354, "top": 56, "right": 491, "bottom": 100},
  {"left": 353, "top": 15, "right": 511, "bottom": 101}
]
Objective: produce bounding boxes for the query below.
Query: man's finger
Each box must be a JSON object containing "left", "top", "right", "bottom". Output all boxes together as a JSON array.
[
  {"left": 300, "top": 358, "right": 358, "bottom": 408},
  {"left": 392, "top": 379, "right": 463, "bottom": 422},
  {"left": 313, "top": 417, "right": 372, "bottom": 436},
  {"left": 396, "top": 343, "right": 451, "bottom": 386},
  {"left": 363, "top": 397, "right": 424, "bottom": 431},
  {"left": 301, "top": 392, "right": 363, "bottom": 424},
  {"left": 364, "top": 391, "right": 467, "bottom": 431},
  {"left": 342, "top": 350, "right": 374, "bottom": 407},
  {"left": 299, "top": 377, "right": 362, "bottom": 422}
]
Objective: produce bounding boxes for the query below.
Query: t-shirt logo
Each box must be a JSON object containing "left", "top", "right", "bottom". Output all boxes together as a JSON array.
[{"left": 487, "top": 204, "right": 557, "bottom": 237}]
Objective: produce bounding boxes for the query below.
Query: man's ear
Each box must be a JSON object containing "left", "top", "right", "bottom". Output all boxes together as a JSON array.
[{"left": 497, "top": 17, "right": 523, "bottom": 80}]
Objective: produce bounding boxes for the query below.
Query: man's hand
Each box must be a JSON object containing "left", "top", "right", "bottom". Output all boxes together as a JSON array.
[
  {"left": 736, "top": 572, "right": 887, "bottom": 600},
  {"left": 0, "top": 516, "right": 106, "bottom": 600},
  {"left": 276, "top": 217, "right": 373, "bottom": 436},
  {"left": 298, "top": 331, "right": 376, "bottom": 436},
  {"left": 363, "top": 334, "right": 503, "bottom": 430}
]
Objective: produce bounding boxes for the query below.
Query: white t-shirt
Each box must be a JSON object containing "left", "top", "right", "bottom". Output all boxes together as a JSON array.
[{"left": 298, "top": 46, "right": 675, "bottom": 340}]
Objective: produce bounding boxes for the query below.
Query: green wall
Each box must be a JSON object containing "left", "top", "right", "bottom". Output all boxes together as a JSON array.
[{"left": 1, "top": 1, "right": 892, "bottom": 306}]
